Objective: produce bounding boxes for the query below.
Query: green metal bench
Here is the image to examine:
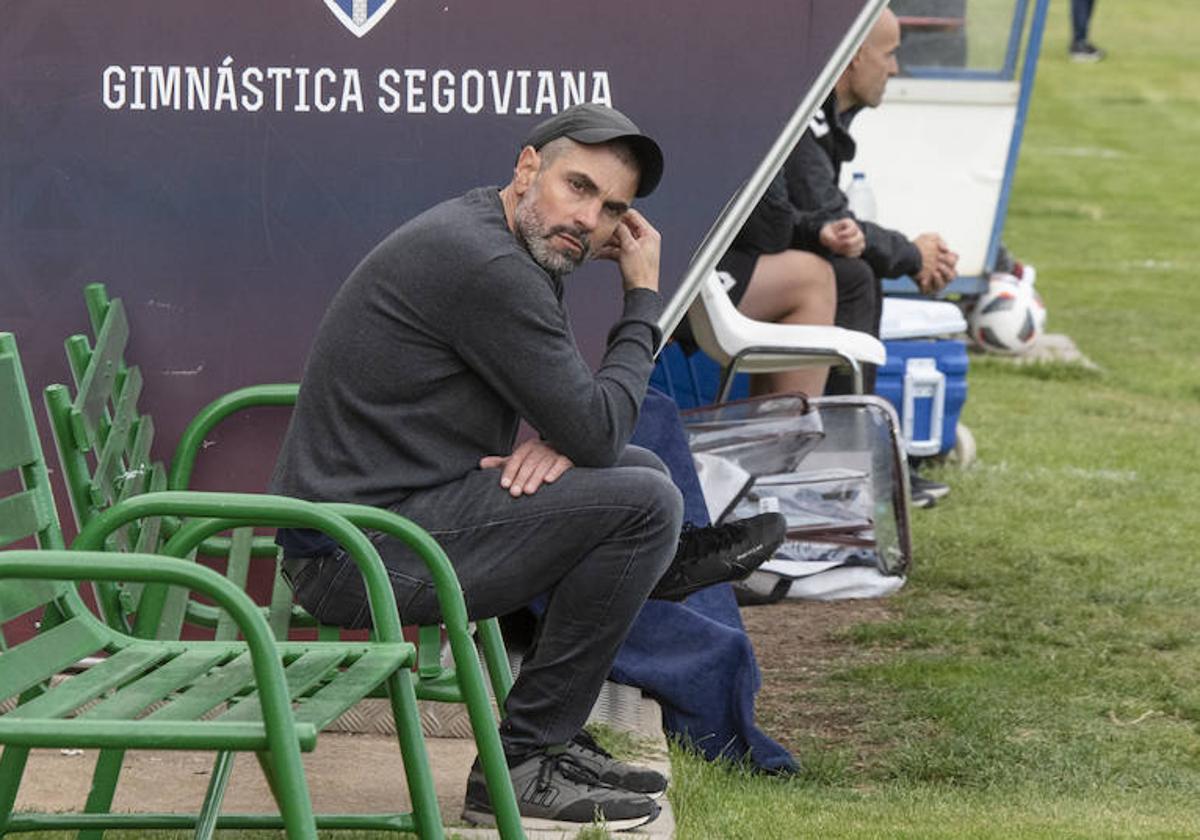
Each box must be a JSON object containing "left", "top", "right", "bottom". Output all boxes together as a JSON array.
[
  {"left": 46, "top": 284, "right": 524, "bottom": 837},
  {"left": 64, "top": 283, "right": 513, "bottom": 700},
  {"left": 0, "top": 332, "right": 444, "bottom": 838}
]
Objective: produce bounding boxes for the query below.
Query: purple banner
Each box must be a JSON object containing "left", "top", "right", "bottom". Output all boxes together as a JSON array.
[{"left": 1, "top": 0, "right": 865, "bottom": 501}]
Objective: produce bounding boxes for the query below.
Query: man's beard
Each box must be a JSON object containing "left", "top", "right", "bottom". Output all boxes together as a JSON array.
[{"left": 514, "top": 192, "right": 591, "bottom": 276}]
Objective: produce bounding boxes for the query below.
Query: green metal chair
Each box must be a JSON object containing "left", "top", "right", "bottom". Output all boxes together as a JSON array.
[
  {"left": 0, "top": 332, "right": 444, "bottom": 838},
  {"left": 50, "top": 285, "right": 524, "bottom": 837},
  {"left": 0, "top": 548, "right": 441, "bottom": 839},
  {"left": 69, "top": 284, "right": 513, "bottom": 705}
]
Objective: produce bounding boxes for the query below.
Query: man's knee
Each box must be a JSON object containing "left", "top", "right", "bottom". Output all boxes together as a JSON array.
[
  {"left": 610, "top": 466, "right": 684, "bottom": 552},
  {"left": 617, "top": 444, "right": 670, "bottom": 475},
  {"left": 626, "top": 467, "right": 684, "bottom": 530},
  {"left": 634, "top": 470, "right": 684, "bottom": 579},
  {"left": 778, "top": 251, "right": 836, "bottom": 312}
]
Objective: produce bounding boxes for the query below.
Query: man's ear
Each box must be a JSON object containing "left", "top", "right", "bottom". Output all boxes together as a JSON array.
[{"left": 512, "top": 145, "right": 541, "bottom": 196}]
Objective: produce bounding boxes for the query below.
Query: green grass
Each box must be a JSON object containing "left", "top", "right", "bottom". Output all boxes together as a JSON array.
[
  {"left": 965, "top": 0, "right": 1024, "bottom": 70},
  {"left": 586, "top": 721, "right": 663, "bottom": 763},
  {"left": 671, "top": 0, "right": 1200, "bottom": 836}
]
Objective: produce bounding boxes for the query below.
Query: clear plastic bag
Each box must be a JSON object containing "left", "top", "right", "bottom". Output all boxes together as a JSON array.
[{"left": 682, "top": 394, "right": 912, "bottom": 596}]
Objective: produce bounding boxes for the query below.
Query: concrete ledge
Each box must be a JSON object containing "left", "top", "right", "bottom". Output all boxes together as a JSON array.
[
  {"left": 326, "top": 677, "right": 664, "bottom": 741},
  {"left": 10, "top": 673, "right": 675, "bottom": 838}
]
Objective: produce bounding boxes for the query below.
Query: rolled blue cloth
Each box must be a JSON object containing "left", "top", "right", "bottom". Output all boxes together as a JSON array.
[{"left": 613, "top": 387, "right": 797, "bottom": 773}]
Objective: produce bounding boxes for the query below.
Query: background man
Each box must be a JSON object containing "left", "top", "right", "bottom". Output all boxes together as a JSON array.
[
  {"left": 785, "top": 7, "right": 958, "bottom": 396},
  {"left": 1070, "top": 0, "right": 1104, "bottom": 61}
]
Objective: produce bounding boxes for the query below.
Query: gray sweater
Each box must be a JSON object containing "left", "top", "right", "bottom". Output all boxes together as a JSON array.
[{"left": 271, "top": 186, "right": 662, "bottom": 550}]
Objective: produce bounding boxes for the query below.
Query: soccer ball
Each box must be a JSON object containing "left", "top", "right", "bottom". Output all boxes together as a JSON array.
[{"left": 968, "top": 274, "right": 1044, "bottom": 354}]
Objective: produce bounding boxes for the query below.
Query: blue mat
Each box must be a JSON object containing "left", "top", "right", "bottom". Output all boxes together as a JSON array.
[{"left": 614, "top": 387, "right": 796, "bottom": 773}]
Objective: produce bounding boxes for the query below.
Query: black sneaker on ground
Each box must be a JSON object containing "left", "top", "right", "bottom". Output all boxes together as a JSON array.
[
  {"left": 1069, "top": 40, "right": 1105, "bottom": 62},
  {"left": 566, "top": 729, "right": 668, "bottom": 798},
  {"left": 462, "top": 748, "right": 660, "bottom": 832},
  {"left": 911, "top": 472, "right": 950, "bottom": 502},
  {"left": 911, "top": 486, "right": 935, "bottom": 509},
  {"left": 650, "top": 512, "right": 787, "bottom": 602}
]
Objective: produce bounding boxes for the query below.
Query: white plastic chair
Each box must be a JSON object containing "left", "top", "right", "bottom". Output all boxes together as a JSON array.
[{"left": 686, "top": 270, "right": 887, "bottom": 402}]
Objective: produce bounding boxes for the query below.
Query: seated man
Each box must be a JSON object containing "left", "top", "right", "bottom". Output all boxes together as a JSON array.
[
  {"left": 671, "top": 172, "right": 838, "bottom": 398},
  {"left": 269, "top": 103, "right": 783, "bottom": 831},
  {"left": 715, "top": 172, "right": 838, "bottom": 397},
  {"left": 785, "top": 6, "right": 958, "bottom": 502}
]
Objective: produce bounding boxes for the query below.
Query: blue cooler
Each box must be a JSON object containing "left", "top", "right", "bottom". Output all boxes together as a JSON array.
[
  {"left": 875, "top": 298, "right": 970, "bottom": 457},
  {"left": 875, "top": 339, "right": 968, "bottom": 456}
]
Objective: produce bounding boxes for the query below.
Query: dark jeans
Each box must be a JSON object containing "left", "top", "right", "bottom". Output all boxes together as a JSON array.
[
  {"left": 284, "top": 445, "right": 683, "bottom": 758},
  {"left": 824, "top": 256, "right": 882, "bottom": 396},
  {"left": 1072, "top": 0, "right": 1096, "bottom": 43}
]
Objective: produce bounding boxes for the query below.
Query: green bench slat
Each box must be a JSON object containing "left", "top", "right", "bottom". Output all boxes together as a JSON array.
[
  {"left": 152, "top": 549, "right": 193, "bottom": 642},
  {"left": 7, "top": 646, "right": 168, "bottom": 720},
  {"left": 113, "top": 453, "right": 156, "bottom": 510},
  {"left": 292, "top": 648, "right": 414, "bottom": 730},
  {"left": 124, "top": 462, "right": 167, "bottom": 613},
  {"left": 0, "top": 617, "right": 108, "bottom": 705},
  {"left": 82, "top": 649, "right": 230, "bottom": 721},
  {"left": 125, "top": 414, "right": 156, "bottom": 490},
  {"left": 0, "top": 718, "right": 318, "bottom": 753},
  {"left": 0, "top": 491, "right": 51, "bottom": 546},
  {"left": 70, "top": 298, "right": 129, "bottom": 451},
  {"left": 0, "top": 353, "right": 40, "bottom": 471},
  {"left": 0, "top": 579, "right": 66, "bottom": 626},
  {"left": 417, "top": 625, "right": 444, "bottom": 678},
  {"left": 112, "top": 453, "right": 163, "bottom": 561},
  {"left": 93, "top": 365, "right": 143, "bottom": 505},
  {"left": 267, "top": 558, "right": 296, "bottom": 641},
  {"left": 145, "top": 651, "right": 256, "bottom": 722},
  {"left": 217, "top": 650, "right": 346, "bottom": 724},
  {"left": 215, "top": 528, "right": 255, "bottom": 642}
]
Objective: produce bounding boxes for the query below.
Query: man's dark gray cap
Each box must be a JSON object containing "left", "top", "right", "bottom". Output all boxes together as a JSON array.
[{"left": 523, "top": 103, "right": 664, "bottom": 198}]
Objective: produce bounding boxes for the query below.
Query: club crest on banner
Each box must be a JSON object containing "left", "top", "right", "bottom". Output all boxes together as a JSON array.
[{"left": 323, "top": 0, "right": 398, "bottom": 37}]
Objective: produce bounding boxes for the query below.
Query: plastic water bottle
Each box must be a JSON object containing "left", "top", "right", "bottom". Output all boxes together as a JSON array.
[{"left": 846, "top": 171, "right": 877, "bottom": 223}]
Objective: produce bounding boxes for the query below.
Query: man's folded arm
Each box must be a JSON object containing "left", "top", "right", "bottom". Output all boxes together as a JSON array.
[
  {"left": 861, "top": 221, "right": 923, "bottom": 280},
  {"left": 783, "top": 137, "right": 847, "bottom": 251},
  {"left": 452, "top": 262, "right": 662, "bottom": 467}
]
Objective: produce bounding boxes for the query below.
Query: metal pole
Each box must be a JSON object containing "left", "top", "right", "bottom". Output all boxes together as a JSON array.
[
  {"left": 656, "top": 0, "right": 890, "bottom": 350},
  {"left": 984, "top": 0, "right": 1050, "bottom": 274}
]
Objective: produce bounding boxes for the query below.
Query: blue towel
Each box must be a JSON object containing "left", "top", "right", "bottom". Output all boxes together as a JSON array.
[{"left": 614, "top": 387, "right": 797, "bottom": 773}]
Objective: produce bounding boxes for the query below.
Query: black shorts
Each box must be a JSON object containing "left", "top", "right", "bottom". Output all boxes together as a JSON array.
[
  {"left": 715, "top": 248, "right": 759, "bottom": 307},
  {"left": 670, "top": 248, "right": 759, "bottom": 352}
]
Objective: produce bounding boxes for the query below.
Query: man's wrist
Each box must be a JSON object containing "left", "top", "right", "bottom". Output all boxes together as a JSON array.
[{"left": 623, "top": 285, "right": 662, "bottom": 303}]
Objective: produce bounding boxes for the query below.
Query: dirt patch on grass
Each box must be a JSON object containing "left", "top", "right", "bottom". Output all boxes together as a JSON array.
[{"left": 740, "top": 598, "right": 896, "bottom": 763}]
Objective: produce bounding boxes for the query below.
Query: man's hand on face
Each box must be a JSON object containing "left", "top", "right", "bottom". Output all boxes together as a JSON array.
[
  {"left": 912, "top": 232, "right": 959, "bottom": 294},
  {"left": 819, "top": 218, "right": 866, "bottom": 258},
  {"left": 593, "top": 208, "right": 661, "bottom": 293},
  {"left": 479, "top": 439, "right": 574, "bottom": 498}
]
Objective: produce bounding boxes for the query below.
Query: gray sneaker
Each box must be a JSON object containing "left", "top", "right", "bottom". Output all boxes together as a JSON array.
[
  {"left": 566, "top": 729, "right": 669, "bottom": 798},
  {"left": 462, "top": 747, "right": 660, "bottom": 832}
]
